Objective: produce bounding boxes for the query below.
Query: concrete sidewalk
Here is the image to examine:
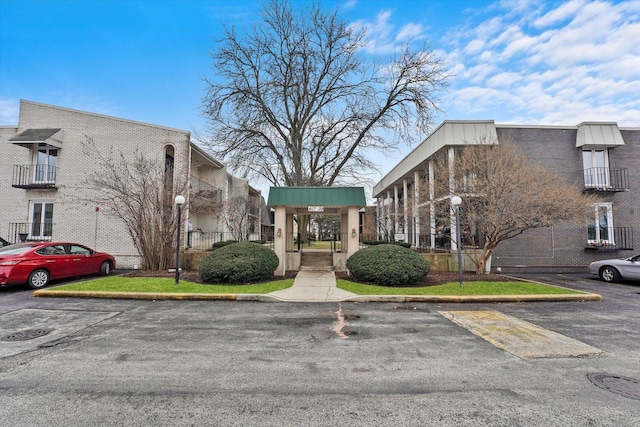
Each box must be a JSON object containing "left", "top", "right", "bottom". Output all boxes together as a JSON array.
[{"left": 268, "top": 270, "right": 357, "bottom": 302}]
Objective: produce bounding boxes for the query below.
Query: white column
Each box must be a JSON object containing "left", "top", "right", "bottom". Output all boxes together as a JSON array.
[
  {"left": 386, "top": 190, "right": 392, "bottom": 240},
  {"left": 274, "top": 206, "right": 287, "bottom": 275},
  {"left": 402, "top": 179, "right": 409, "bottom": 241},
  {"left": 448, "top": 147, "right": 459, "bottom": 251},
  {"left": 393, "top": 185, "right": 399, "bottom": 237},
  {"left": 413, "top": 170, "right": 420, "bottom": 248},
  {"left": 347, "top": 207, "right": 360, "bottom": 258},
  {"left": 376, "top": 197, "right": 382, "bottom": 240},
  {"left": 429, "top": 160, "right": 436, "bottom": 249}
]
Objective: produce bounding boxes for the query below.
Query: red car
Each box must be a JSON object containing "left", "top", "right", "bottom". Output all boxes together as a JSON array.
[{"left": 0, "top": 242, "right": 115, "bottom": 289}]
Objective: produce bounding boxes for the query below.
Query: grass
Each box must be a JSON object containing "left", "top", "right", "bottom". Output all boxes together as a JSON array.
[
  {"left": 336, "top": 279, "right": 583, "bottom": 296},
  {"left": 52, "top": 276, "right": 294, "bottom": 294},
  {"left": 48, "top": 275, "right": 583, "bottom": 297}
]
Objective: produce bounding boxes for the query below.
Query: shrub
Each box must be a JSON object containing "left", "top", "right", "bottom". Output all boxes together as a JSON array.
[
  {"left": 211, "top": 240, "right": 238, "bottom": 250},
  {"left": 198, "top": 242, "right": 279, "bottom": 283},
  {"left": 346, "top": 244, "right": 430, "bottom": 286},
  {"left": 361, "top": 240, "right": 411, "bottom": 249}
]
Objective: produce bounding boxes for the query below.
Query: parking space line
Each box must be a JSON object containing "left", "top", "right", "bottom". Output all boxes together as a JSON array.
[{"left": 439, "top": 310, "right": 606, "bottom": 359}]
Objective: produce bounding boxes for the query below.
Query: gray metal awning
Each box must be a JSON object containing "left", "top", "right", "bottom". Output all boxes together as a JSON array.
[{"left": 9, "top": 128, "right": 63, "bottom": 148}]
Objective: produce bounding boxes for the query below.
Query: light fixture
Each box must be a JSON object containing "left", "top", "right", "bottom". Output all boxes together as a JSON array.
[
  {"left": 451, "top": 196, "right": 463, "bottom": 289},
  {"left": 174, "top": 195, "right": 185, "bottom": 284},
  {"left": 277, "top": 228, "right": 282, "bottom": 237},
  {"left": 351, "top": 228, "right": 356, "bottom": 237}
]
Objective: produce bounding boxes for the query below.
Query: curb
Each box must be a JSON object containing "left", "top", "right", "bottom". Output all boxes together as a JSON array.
[{"left": 32, "top": 289, "right": 602, "bottom": 303}]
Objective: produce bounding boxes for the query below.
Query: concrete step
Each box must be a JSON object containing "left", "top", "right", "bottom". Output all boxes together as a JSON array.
[
  {"left": 300, "top": 252, "right": 333, "bottom": 268},
  {"left": 300, "top": 265, "right": 334, "bottom": 271}
]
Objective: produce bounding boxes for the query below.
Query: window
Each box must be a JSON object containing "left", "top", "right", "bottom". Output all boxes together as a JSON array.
[
  {"left": 582, "top": 149, "right": 609, "bottom": 188},
  {"left": 164, "top": 145, "right": 175, "bottom": 193},
  {"left": 30, "top": 201, "right": 53, "bottom": 239},
  {"left": 34, "top": 146, "right": 58, "bottom": 183},
  {"left": 587, "top": 203, "right": 614, "bottom": 245}
]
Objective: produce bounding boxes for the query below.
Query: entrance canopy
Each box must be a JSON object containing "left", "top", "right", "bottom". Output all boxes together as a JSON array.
[{"left": 267, "top": 186, "right": 366, "bottom": 213}]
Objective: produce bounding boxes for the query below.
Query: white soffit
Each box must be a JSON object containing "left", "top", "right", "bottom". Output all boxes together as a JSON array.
[
  {"left": 372, "top": 120, "right": 497, "bottom": 197},
  {"left": 576, "top": 122, "right": 624, "bottom": 148}
]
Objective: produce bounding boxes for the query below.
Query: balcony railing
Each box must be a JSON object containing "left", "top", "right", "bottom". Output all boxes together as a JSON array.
[
  {"left": 7, "top": 222, "right": 54, "bottom": 243},
  {"left": 583, "top": 167, "right": 629, "bottom": 192},
  {"left": 12, "top": 164, "right": 58, "bottom": 189},
  {"left": 586, "top": 227, "right": 634, "bottom": 251}
]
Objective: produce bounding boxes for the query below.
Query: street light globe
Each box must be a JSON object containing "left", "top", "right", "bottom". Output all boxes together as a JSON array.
[
  {"left": 175, "top": 195, "right": 185, "bottom": 205},
  {"left": 451, "top": 195, "right": 462, "bottom": 206}
]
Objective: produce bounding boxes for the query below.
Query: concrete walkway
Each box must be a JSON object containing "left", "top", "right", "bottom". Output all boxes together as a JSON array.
[{"left": 268, "top": 270, "right": 357, "bottom": 302}]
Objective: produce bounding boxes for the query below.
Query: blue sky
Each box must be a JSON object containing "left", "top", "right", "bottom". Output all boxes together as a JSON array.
[{"left": 1, "top": 0, "right": 639, "bottom": 190}]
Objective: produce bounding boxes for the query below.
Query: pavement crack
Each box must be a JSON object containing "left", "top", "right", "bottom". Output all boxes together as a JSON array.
[{"left": 332, "top": 303, "right": 349, "bottom": 339}]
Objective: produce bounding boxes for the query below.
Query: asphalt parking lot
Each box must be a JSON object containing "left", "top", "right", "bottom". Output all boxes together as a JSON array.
[{"left": 1, "top": 273, "right": 639, "bottom": 426}]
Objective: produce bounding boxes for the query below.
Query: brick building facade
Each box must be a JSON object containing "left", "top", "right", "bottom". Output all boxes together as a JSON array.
[
  {"left": 0, "top": 100, "right": 263, "bottom": 268},
  {"left": 372, "top": 120, "right": 639, "bottom": 273}
]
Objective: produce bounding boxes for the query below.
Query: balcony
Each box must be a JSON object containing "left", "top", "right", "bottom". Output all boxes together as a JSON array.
[
  {"left": 585, "top": 227, "right": 634, "bottom": 251},
  {"left": 7, "top": 222, "right": 54, "bottom": 243},
  {"left": 583, "top": 167, "right": 629, "bottom": 193},
  {"left": 12, "top": 164, "right": 58, "bottom": 189}
]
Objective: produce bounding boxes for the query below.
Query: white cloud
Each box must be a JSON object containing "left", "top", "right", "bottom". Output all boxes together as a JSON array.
[
  {"left": 0, "top": 98, "right": 19, "bottom": 125},
  {"left": 396, "top": 23, "right": 424, "bottom": 42},
  {"left": 533, "top": 0, "right": 588, "bottom": 28},
  {"left": 439, "top": 0, "right": 640, "bottom": 127},
  {"left": 351, "top": 9, "right": 428, "bottom": 55}
]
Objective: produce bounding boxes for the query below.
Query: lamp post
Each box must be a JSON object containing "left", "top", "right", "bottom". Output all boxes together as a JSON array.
[
  {"left": 174, "top": 195, "right": 185, "bottom": 285},
  {"left": 451, "top": 195, "right": 463, "bottom": 289}
]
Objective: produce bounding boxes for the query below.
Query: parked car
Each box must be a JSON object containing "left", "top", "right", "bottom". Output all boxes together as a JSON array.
[
  {"left": 0, "top": 237, "right": 10, "bottom": 247},
  {"left": 589, "top": 254, "right": 640, "bottom": 283},
  {"left": 0, "top": 242, "right": 115, "bottom": 289}
]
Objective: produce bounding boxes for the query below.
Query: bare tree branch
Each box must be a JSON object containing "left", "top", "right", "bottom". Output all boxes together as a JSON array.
[{"left": 201, "top": 0, "right": 448, "bottom": 187}]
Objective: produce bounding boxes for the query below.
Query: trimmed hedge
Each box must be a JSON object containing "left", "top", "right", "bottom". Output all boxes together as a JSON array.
[
  {"left": 346, "top": 244, "right": 430, "bottom": 286},
  {"left": 361, "top": 240, "right": 411, "bottom": 248},
  {"left": 211, "top": 240, "right": 238, "bottom": 250},
  {"left": 198, "top": 242, "right": 279, "bottom": 283}
]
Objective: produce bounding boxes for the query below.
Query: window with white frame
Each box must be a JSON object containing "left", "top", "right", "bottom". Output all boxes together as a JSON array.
[
  {"left": 582, "top": 149, "right": 610, "bottom": 188},
  {"left": 29, "top": 201, "right": 54, "bottom": 239},
  {"left": 587, "top": 203, "right": 614, "bottom": 246},
  {"left": 34, "top": 146, "right": 58, "bottom": 183}
]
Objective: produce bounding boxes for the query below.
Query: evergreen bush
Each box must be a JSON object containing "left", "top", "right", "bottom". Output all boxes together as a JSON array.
[
  {"left": 198, "top": 242, "right": 279, "bottom": 283},
  {"left": 346, "top": 244, "right": 430, "bottom": 286},
  {"left": 361, "top": 240, "right": 411, "bottom": 248},
  {"left": 211, "top": 240, "right": 238, "bottom": 250}
]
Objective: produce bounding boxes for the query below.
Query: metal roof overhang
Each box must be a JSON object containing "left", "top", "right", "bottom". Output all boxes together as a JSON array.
[
  {"left": 576, "top": 122, "right": 625, "bottom": 148},
  {"left": 267, "top": 186, "right": 366, "bottom": 214},
  {"left": 9, "top": 128, "right": 63, "bottom": 148}
]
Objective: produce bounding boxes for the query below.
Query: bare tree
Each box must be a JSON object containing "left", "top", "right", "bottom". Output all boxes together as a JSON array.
[
  {"left": 202, "top": 0, "right": 448, "bottom": 188},
  {"left": 426, "top": 138, "right": 599, "bottom": 274},
  {"left": 221, "top": 195, "right": 260, "bottom": 241},
  {"left": 78, "top": 138, "right": 186, "bottom": 271}
]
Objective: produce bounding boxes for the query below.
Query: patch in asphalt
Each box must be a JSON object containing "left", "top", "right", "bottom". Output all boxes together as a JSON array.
[
  {"left": 0, "top": 308, "right": 119, "bottom": 358},
  {"left": 439, "top": 310, "right": 605, "bottom": 359}
]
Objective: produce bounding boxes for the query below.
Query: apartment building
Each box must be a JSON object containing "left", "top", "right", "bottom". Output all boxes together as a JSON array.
[
  {"left": 372, "top": 120, "right": 639, "bottom": 273},
  {"left": 0, "top": 100, "right": 263, "bottom": 268}
]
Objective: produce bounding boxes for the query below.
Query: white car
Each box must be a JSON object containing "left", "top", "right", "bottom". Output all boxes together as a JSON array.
[{"left": 589, "top": 254, "right": 640, "bottom": 283}]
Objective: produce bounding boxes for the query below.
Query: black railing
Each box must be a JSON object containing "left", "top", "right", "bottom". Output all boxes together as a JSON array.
[
  {"left": 583, "top": 167, "right": 629, "bottom": 192},
  {"left": 12, "top": 164, "right": 58, "bottom": 189},
  {"left": 186, "top": 230, "right": 272, "bottom": 250},
  {"left": 8, "top": 222, "right": 54, "bottom": 243},
  {"left": 586, "top": 227, "right": 634, "bottom": 251}
]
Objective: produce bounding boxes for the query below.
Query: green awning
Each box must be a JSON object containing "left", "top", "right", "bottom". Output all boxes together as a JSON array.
[{"left": 267, "top": 186, "right": 366, "bottom": 208}]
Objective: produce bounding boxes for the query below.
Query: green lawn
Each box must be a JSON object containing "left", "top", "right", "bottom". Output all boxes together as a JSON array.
[
  {"left": 53, "top": 277, "right": 294, "bottom": 294},
  {"left": 49, "top": 275, "right": 582, "bottom": 297},
  {"left": 336, "top": 279, "right": 583, "bottom": 296}
]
